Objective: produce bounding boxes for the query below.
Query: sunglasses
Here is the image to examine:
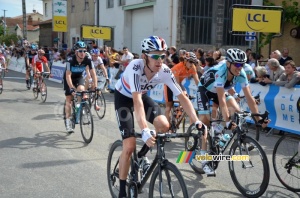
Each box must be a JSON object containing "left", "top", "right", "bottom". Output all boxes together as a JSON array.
[
  {"left": 77, "top": 50, "right": 87, "bottom": 53},
  {"left": 146, "top": 53, "right": 166, "bottom": 60},
  {"left": 232, "top": 62, "right": 244, "bottom": 68}
]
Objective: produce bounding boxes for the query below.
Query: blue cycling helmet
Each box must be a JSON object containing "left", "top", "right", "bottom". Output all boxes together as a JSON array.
[
  {"left": 31, "top": 44, "right": 37, "bottom": 50},
  {"left": 74, "top": 41, "right": 87, "bottom": 50},
  {"left": 90, "top": 48, "right": 99, "bottom": 55}
]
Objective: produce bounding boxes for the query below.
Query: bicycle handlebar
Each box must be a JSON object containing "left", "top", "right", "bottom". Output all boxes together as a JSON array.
[{"left": 235, "top": 110, "right": 269, "bottom": 125}]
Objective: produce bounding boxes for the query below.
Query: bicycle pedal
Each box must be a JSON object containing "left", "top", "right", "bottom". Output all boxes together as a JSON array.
[{"left": 207, "top": 173, "right": 216, "bottom": 177}]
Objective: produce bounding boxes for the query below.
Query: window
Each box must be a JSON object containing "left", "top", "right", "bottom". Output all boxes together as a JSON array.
[
  {"left": 44, "top": 3, "right": 47, "bottom": 17},
  {"left": 107, "top": 0, "right": 114, "bottom": 8},
  {"left": 182, "top": 0, "right": 213, "bottom": 44},
  {"left": 84, "top": 0, "right": 89, "bottom": 10},
  {"left": 222, "top": 0, "right": 251, "bottom": 46},
  {"left": 119, "top": 0, "right": 125, "bottom": 6},
  {"left": 71, "top": 0, "right": 75, "bottom": 13}
]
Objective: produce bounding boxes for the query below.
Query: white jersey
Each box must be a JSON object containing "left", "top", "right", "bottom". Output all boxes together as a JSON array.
[{"left": 115, "top": 59, "right": 182, "bottom": 98}]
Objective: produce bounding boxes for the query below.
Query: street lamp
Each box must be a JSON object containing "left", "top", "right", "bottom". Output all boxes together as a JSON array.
[{"left": 3, "top": 9, "right": 7, "bottom": 36}]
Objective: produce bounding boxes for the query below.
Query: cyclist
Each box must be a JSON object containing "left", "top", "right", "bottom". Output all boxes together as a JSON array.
[
  {"left": 0, "top": 50, "right": 7, "bottom": 89},
  {"left": 197, "top": 48, "right": 270, "bottom": 173},
  {"left": 32, "top": 49, "right": 51, "bottom": 91},
  {"left": 90, "top": 48, "right": 109, "bottom": 110},
  {"left": 164, "top": 51, "right": 199, "bottom": 134},
  {"left": 64, "top": 41, "right": 97, "bottom": 133},
  {"left": 114, "top": 36, "right": 207, "bottom": 198},
  {"left": 25, "top": 45, "right": 37, "bottom": 89}
]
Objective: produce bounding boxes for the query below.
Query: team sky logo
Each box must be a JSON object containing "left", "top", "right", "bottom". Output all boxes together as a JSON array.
[
  {"left": 245, "top": 13, "right": 269, "bottom": 31},
  {"left": 133, "top": 64, "right": 141, "bottom": 71},
  {"left": 163, "top": 68, "right": 171, "bottom": 73}
]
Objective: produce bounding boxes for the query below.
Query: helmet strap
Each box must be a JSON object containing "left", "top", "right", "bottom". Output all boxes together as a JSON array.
[
  {"left": 228, "top": 64, "right": 235, "bottom": 76},
  {"left": 145, "top": 56, "right": 154, "bottom": 73}
]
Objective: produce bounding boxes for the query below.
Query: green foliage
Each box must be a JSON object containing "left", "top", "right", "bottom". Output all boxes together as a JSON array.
[
  {"left": 0, "top": 33, "right": 19, "bottom": 46},
  {"left": 260, "top": 0, "right": 300, "bottom": 51}
]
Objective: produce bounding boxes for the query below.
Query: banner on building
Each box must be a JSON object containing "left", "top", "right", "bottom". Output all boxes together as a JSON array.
[
  {"left": 232, "top": 8, "right": 282, "bottom": 33},
  {"left": 81, "top": 25, "right": 112, "bottom": 40},
  {"left": 52, "top": 0, "right": 67, "bottom": 32}
]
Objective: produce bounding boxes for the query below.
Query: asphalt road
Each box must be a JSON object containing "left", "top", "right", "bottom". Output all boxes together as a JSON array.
[{"left": 0, "top": 70, "right": 299, "bottom": 198}]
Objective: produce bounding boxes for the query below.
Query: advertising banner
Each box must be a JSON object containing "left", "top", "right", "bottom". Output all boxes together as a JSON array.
[{"left": 52, "top": 0, "right": 67, "bottom": 32}]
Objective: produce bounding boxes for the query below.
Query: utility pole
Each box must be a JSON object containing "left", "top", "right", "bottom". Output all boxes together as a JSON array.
[
  {"left": 3, "top": 9, "right": 7, "bottom": 36},
  {"left": 22, "top": 0, "right": 27, "bottom": 40}
]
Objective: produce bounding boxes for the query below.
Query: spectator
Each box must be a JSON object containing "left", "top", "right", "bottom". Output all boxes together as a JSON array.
[
  {"left": 120, "top": 47, "right": 134, "bottom": 71},
  {"left": 203, "top": 57, "right": 216, "bottom": 72},
  {"left": 262, "top": 58, "right": 285, "bottom": 84},
  {"left": 273, "top": 60, "right": 300, "bottom": 88},
  {"left": 279, "top": 48, "right": 293, "bottom": 66},
  {"left": 245, "top": 48, "right": 252, "bottom": 64},
  {"left": 195, "top": 48, "right": 205, "bottom": 66},
  {"left": 168, "top": 46, "right": 179, "bottom": 66},
  {"left": 248, "top": 52, "right": 257, "bottom": 69}
]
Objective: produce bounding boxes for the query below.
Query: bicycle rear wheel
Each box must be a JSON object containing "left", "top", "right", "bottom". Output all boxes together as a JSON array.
[
  {"left": 273, "top": 134, "right": 300, "bottom": 192},
  {"left": 40, "top": 81, "right": 47, "bottom": 103},
  {"left": 107, "top": 140, "right": 123, "bottom": 198},
  {"left": 94, "top": 91, "right": 106, "bottom": 119},
  {"left": 229, "top": 136, "right": 270, "bottom": 198},
  {"left": 0, "top": 81, "right": 3, "bottom": 94},
  {"left": 33, "top": 83, "right": 38, "bottom": 99},
  {"left": 80, "top": 103, "right": 94, "bottom": 143},
  {"left": 149, "top": 161, "right": 188, "bottom": 198}
]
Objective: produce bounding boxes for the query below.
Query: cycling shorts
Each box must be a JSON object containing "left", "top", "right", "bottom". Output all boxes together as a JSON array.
[
  {"left": 114, "top": 90, "right": 162, "bottom": 140},
  {"left": 197, "top": 86, "right": 233, "bottom": 115},
  {"left": 63, "top": 77, "right": 85, "bottom": 96}
]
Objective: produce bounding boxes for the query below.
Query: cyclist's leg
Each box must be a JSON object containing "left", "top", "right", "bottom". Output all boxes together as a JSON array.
[
  {"left": 114, "top": 90, "right": 136, "bottom": 197},
  {"left": 75, "top": 77, "right": 86, "bottom": 102},
  {"left": 226, "top": 95, "right": 240, "bottom": 115}
]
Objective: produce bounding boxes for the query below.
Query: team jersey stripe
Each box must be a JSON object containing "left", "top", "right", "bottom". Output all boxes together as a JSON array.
[
  {"left": 134, "top": 74, "right": 141, "bottom": 92},
  {"left": 171, "top": 75, "right": 182, "bottom": 92},
  {"left": 121, "top": 77, "right": 132, "bottom": 95}
]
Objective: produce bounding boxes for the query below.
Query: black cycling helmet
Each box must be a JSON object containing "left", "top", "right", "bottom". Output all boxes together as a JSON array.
[
  {"left": 226, "top": 48, "right": 247, "bottom": 63},
  {"left": 74, "top": 41, "right": 87, "bottom": 50}
]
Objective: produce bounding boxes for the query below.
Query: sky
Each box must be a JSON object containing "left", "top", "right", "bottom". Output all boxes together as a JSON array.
[{"left": 0, "top": 0, "right": 43, "bottom": 18}]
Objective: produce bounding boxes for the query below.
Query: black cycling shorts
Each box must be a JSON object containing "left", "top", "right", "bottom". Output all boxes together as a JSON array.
[
  {"left": 114, "top": 90, "right": 162, "bottom": 140},
  {"left": 63, "top": 76, "right": 85, "bottom": 96}
]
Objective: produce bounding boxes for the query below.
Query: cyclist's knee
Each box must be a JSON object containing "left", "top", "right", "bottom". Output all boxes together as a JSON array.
[
  {"left": 123, "top": 138, "right": 136, "bottom": 155},
  {"left": 153, "top": 115, "right": 169, "bottom": 132}
]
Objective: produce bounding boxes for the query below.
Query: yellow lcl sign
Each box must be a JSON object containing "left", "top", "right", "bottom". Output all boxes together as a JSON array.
[
  {"left": 82, "top": 26, "right": 111, "bottom": 40},
  {"left": 232, "top": 8, "right": 282, "bottom": 33},
  {"left": 53, "top": 16, "right": 67, "bottom": 32}
]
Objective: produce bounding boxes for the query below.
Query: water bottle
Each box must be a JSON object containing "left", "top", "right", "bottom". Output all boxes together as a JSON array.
[
  {"left": 75, "top": 103, "right": 80, "bottom": 113},
  {"left": 219, "top": 134, "right": 230, "bottom": 148}
]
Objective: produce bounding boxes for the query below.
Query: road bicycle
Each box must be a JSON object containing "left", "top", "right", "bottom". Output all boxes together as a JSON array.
[
  {"left": 169, "top": 95, "right": 196, "bottom": 133},
  {"left": 185, "top": 110, "right": 270, "bottom": 198},
  {"left": 107, "top": 130, "right": 199, "bottom": 197},
  {"left": 237, "top": 94, "right": 266, "bottom": 141},
  {"left": 87, "top": 77, "right": 107, "bottom": 120},
  {"left": 63, "top": 91, "right": 95, "bottom": 144},
  {"left": 0, "top": 65, "right": 7, "bottom": 94},
  {"left": 272, "top": 133, "right": 300, "bottom": 192},
  {"left": 32, "top": 72, "right": 50, "bottom": 102}
]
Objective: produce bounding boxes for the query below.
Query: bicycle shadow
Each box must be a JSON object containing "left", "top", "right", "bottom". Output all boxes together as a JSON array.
[
  {"left": 0, "top": 131, "right": 87, "bottom": 150},
  {"left": 264, "top": 183, "right": 300, "bottom": 198},
  {"left": 19, "top": 159, "right": 99, "bottom": 169}
]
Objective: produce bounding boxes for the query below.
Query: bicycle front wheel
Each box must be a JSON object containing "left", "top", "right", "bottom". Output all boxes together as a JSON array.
[
  {"left": 273, "top": 134, "right": 300, "bottom": 192},
  {"left": 149, "top": 161, "right": 189, "bottom": 198},
  {"left": 80, "top": 103, "right": 94, "bottom": 143},
  {"left": 94, "top": 91, "right": 106, "bottom": 119},
  {"left": 229, "top": 136, "right": 270, "bottom": 198},
  {"left": 107, "top": 140, "right": 123, "bottom": 198},
  {"left": 40, "top": 81, "right": 47, "bottom": 103},
  {"left": 33, "top": 84, "right": 38, "bottom": 99}
]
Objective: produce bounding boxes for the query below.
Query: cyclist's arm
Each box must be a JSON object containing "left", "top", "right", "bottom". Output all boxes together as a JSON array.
[
  {"left": 177, "top": 93, "right": 199, "bottom": 123},
  {"left": 44, "top": 62, "right": 50, "bottom": 72},
  {"left": 216, "top": 87, "right": 231, "bottom": 122},
  {"left": 192, "top": 73, "right": 199, "bottom": 85},
  {"left": 243, "top": 86, "right": 259, "bottom": 118},
  {"left": 100, "top": 63, "right": 108, "bottom": 79},
  {"left": 66, "top": 70, "right": 74, "bottom": 89},
  {"left": 132, "top": 92, "right": 148, "bottom": 130}
]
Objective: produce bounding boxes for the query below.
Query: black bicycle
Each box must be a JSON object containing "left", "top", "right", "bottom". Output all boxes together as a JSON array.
[
  {"left": 186, "top": 111, "right": 270, "bottom": 198},
  {"left": 272, "top": 133, "right": 300, "bottom": 192},
  {"left": 63, "top": 91, "right": 94, "bottom": 144},
  {"left": 32, "top": 72, "right": 50, "bottom": 103},
  {"left": 107, "top": 131, "right": 196, "bottom": 197},
  {"left": 87, "top": 88, "right": 106, "bottom": 120}
]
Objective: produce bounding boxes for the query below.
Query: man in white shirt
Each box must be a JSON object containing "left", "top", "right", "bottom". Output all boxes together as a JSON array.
[{"left": 120, "top": 47, "right": 134, "bottom": 71}]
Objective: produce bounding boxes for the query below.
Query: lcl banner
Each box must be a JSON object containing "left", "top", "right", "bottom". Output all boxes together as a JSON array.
[
  {"left": 52, "top": 0, "right": 67, "bottom": 32},
  {"left": 81, "top": 25, "right": 112, "bottom": 40}
]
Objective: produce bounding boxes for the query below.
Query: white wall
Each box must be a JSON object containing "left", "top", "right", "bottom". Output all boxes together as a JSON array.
[
  {"left": 98, "top": 0, "right": 178, "bottom": 54},
  {"left": 42, "top": 0, "right": 53, "bottom": 20}
]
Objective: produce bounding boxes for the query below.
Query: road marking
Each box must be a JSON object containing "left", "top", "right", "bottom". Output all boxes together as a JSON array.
[{"left": 4, "top": 77, "right": 26, "bottom": 80}]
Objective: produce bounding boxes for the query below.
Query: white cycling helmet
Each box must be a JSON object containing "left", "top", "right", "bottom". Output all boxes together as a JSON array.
[
  {"left": 226, "top": 48, "right": 247, "bottom": 63},
  {"left": 185, "top": 52, "right": 198, "bottom": 64},
  {"left": 141, "top": 36, "right": 167, "bottom": 53}
]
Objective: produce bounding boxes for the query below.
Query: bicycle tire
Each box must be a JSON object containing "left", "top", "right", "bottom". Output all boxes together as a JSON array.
[
  {"left": 40, "top": 81, "right": 47, "bottom": 103},
  {"left": 33, "top": 83, "right": 38, "bottom": 99},
  {"left": 80, "top": 103, "right": 94, "bottom": 143},
  {"left": 0, "top": 82, "right": 3, "bottom": 94},
  {"left": 273, "top": 134, "right": 300, "bottom": 192},
  {"left": 229, "top": 136, "right": 270, "bottom": 198},
  {"left": 107, "top": 140, "right": 123, "bottom": 198},
  {"left": 94, "top": 91, "right": 106, "bottom": 119},
  {"left": 149, "top": 161, "right": 189, "bottom": 198},
  {"left": 186, "top": 125, "right": 213, "bottom": 174}
]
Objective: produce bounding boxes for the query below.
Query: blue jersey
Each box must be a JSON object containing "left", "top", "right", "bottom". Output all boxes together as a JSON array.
[{"left": 199, "top": 62, "right": 249, "bottom": 93}]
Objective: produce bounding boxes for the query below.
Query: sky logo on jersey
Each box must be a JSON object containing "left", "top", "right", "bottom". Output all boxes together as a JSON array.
[
  {"left": 216, "top": 83, "right": 223, "bottom": 87},
  {"left": 71, "top": 66, "right": 86, "bottom": 73}
]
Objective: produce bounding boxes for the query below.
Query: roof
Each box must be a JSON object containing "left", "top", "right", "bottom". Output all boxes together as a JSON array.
[
  {"left": 12, "top": 12, "right": 43, "bottom": 19},
  {"left": 4, "top": 17, "right": 39, "bottom": 31}
]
